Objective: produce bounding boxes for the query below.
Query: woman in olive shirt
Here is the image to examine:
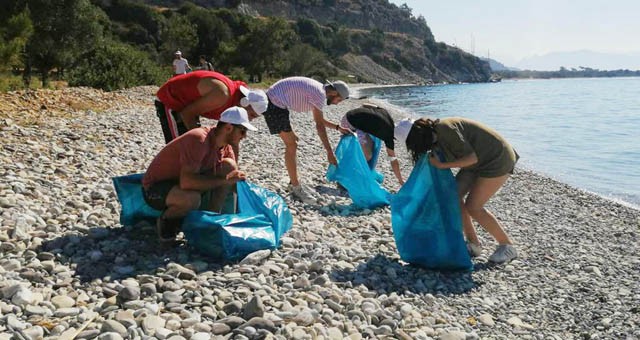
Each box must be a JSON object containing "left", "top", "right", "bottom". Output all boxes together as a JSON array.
[{"left": 395, "top": 117, "right": 519, "bottom": 264}]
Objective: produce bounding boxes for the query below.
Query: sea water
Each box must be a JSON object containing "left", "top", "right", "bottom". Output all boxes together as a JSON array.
[{"left": 357, "top": 77, "right": 640, "bottom": 208}]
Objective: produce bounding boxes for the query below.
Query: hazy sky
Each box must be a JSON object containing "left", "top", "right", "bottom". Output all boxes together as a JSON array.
[{"left": 389, "top": 1, "right": 640, "bottom": 64}]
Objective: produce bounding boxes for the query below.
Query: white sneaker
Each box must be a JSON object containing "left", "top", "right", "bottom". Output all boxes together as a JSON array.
[
  {"left": 288, "top": 184, "right": 316, "bottom": 204},
  {"left": 488, "top": 244, "right": 518, "bottom": 263},
  {"left": 466, "top": 242, "right": 483, "bottom": 257}
]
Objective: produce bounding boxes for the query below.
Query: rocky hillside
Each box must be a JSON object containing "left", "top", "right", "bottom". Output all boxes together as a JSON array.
[{"left": 141, "top": 0, "right": 491, "bottom": 84}]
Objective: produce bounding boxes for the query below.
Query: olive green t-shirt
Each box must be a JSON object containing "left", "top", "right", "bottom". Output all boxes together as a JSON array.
[{"left": 434, "top": 117, "right": 519, "bottom": 177}]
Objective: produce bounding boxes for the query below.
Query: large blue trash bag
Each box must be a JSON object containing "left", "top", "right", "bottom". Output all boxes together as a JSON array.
[
  {"left": 112, "top": 174, "right": 162, "bottom": 226},
  {"left": 390, "top": 155, "right": 472, "bottom": 271},
  {"left": 237, "top": 181, "right": 293, "bottom": 245},
  {"left": 326, "top": 134, "right": 390, "bottom": 209},
  {"left": 182, "top": 181, "right": 293, "bottom": 260},
  {"left": 182, "top": 212, "right": 275, "bottom": 260},
  {"left": 367, "top": 135, "right": 385, "bottom": 184}
]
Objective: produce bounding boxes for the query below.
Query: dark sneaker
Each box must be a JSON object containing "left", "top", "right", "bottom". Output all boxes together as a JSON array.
[{"left": 156, "top": 217, "right": 180, "bottom": 245}]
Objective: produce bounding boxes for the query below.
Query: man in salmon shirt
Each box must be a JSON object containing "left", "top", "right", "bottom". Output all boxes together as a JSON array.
[
  {"left": 155, "top": 70, "right": 268, "bottom": 144},
  {"left": 142, "top": 107, "right": 257, "bottom": 245}
]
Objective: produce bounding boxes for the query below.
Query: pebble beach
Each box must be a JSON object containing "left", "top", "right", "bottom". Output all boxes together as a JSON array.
[{"left": 0, "top": 86, "right": 638, "bottom": 340}]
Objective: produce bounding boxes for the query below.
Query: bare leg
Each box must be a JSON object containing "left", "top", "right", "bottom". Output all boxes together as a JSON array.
[
  {"left": 360, "top": 134, "right": 373, "bottom": 162},
  {"left": 465, "top": 174, "right": 512, "bottom": 245},
  {"left": 456, "top": 170, "right": 479, "bottom": 244},
  {"left": 279, "top": 131, "right": 299, "bottom": 186},
  {"left": 164, "top": 187, "right": 201, "bottom": 219}
]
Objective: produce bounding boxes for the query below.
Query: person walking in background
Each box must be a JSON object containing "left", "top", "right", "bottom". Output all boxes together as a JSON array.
[
  {"left": 197, "top": 55, "right": 214, "bottom": 71},
  {"left": 172, "top": 51, "right": 191, "bottom": 76},
  {"left": 155, "top": 71, "right": 268, "bottom": 147},
  {"left": 339, "top": 103, "right": 404, "bottom": 186},
  {"left": 394, "top": 117, "right": 520, "bottom": 263},
  {"left": 142, "top": 107, "right": 257, "bottom": 246},
  {"left": 262, "top": 77, "right": 350, "bottom": 204}
]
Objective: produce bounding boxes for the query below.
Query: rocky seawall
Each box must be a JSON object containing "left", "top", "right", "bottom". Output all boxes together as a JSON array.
[{"left": 0, "top": 87, "right": 638, "bottom": 339}]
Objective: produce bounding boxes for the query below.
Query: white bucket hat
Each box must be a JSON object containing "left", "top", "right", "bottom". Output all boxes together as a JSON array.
[
  {"left": 239, "top": 86, "right": 268, "bottom": 115},
  {"left": 394, "top": 118, "right": 416, "bottom": 146},
  {"left": 219, "top": 106, "right": 258, "bottom": 131}
]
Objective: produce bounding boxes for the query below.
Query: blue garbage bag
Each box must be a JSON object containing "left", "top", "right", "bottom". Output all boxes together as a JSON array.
[
  {"left": 390, "top": 155, "right": 472, "bottom": 271},
  {"left": 112, "top": 174, "right": 293, "bottom": 260},
  {"left": 182, "top": 181, "right": 293, "bottom": 259},
  {"left": 182, "top": 212, "right": 275, "bottom": 260},
  {"left": 326, "top": 134, "right": 390, "bottom": 209},
  {"left": 237, "top": 181, "right": 293, "bottom": 245},
  {"left": 112, "top": 174, "right": 161, "bottom": 226},
  {"left": 367, "top": 136, "right": 384, "bottom": 184}
]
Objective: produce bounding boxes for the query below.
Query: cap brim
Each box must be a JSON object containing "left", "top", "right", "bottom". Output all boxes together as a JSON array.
[
  {"left": 239, "top": 85, "right": 249, "bottom": 96},
  {"left": 241, "top": 122, "right": 258, "bottom": 132}
]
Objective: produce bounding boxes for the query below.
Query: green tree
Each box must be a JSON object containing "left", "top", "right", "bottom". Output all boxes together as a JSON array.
[
  {"left": 294, "top": 18, "right": 326, "bottom": 51},
  {"left": 328, "top": 26, "right": 351, "bottom": 57},
  {"left": 159, "top": 13, "right": 198, "bottom": 64},
  {"left": 236, "top": 17, "right": 296, "bottom": 81},
  {"left": 68, "top": 39, "right": 166, "bottom": 91},
  {"left": 26, "top": 0, "right": 106, "bottom": 87},
  {"left": 281, "top": 43, "right": 329, "bottom": 78},
  {"left": 0, "top": 5, "right": 33, "bottom": 71},
  {"left": 179, "top": 5, "right": 233, "bottom": 63}
]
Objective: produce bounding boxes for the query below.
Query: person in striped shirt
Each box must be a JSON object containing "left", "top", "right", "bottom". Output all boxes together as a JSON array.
[{"left": 263, "top": 77, "right": 350, "bottom": 204}]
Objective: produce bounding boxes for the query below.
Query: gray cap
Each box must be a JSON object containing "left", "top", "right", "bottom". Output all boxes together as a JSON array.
[{"left": 325, "top": 80, "right": 350, "bottom": 99}]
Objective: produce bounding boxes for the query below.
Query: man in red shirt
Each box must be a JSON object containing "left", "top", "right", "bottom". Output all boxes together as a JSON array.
[
  {"left": 142, "top": 107, "right": 257, "bottom": 245},
  {"left": 155, "top": 71, "right": 268, "bottom": 144}
]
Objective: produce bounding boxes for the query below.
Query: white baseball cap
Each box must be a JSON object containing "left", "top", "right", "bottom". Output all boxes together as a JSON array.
[
  {"left": 239, "top": 86, "right": 268, "bottom": 115},
  {"left": 174, "top": 50, "right": 182, "bottom": 55},
  {"left": 219, "top": 106, "right": 258, "bottom": 131},
  {"left": 394, "top": 118, "right": 415, "bottom": 146}
]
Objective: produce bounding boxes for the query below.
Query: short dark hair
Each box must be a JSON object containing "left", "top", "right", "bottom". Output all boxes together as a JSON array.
[
  {"left": 199, "top": 55, "right": 206, "bottom": 59},
  {"left": 405, "top": 118, "right": 439, "bottom": 164}
]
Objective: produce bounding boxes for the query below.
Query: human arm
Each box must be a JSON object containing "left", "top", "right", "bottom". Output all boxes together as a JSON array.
[
  {"left": 178, "top": 162, "right": 246, "bottom": 191},
  {"left": 323, "top": 118, "right": 352, "bottom": 135},
  {"left": 386, "top": 148, "right": 404, "bottom": 185},
  {"left": 178, "top": 81, "right": 230, "bottom": 130},
  {"left": 429, "top": 151, "right": 478, "bottom": 169},
  {"left": 312, "top": 107, "right": 337, "bottom": 165}
]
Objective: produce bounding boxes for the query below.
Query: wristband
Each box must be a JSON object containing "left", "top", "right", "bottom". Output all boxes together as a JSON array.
[{"left": 335, "top": 124, "right": 339, "bottom": 130}]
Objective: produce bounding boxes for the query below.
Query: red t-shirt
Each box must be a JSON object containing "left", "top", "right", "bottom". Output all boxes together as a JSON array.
[
  {"left": 156, "top": 71, "right": 247, "bottom": 120},
  {"left": 142, "top": 126, "right": 235, "bottom": 188}
]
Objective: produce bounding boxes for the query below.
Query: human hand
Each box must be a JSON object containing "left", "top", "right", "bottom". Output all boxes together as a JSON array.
[
  {"left": 327, "top": 152, "right": 338, "bottom": 166},
  {"left": 226, "top": 170, "right": 247, "bottom": 182},
  {"left": 429, "top": 153, "right": 445, "bottom": 169},
  {"left": 338, "top": 126, "right": 352, "bottom": 135}
]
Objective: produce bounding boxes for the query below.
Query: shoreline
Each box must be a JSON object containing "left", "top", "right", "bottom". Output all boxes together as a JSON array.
[
  {"left": 0, "top": 87, "right": 638, "bottom": 339},
  {"left": 351, "top": 82, "right": 640, "bottom": 211}
]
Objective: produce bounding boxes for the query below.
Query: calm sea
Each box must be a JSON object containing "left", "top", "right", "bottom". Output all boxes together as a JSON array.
[{"left": 357, "top": 77, "right": 640, "bottom": 208}]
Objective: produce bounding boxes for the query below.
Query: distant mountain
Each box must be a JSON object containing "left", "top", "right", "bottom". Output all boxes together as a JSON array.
[
  {"left": 515, "top": 50, "right": 640, "bottom": 71},
  {"left": 481, "top": 58, "right": 518, "bottom": 72}
]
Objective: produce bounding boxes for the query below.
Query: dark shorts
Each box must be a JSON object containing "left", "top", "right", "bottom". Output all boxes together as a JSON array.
[
  {"left": 262, "top": 100, "right": 291, "bottom": 135},
  {"left": 143, "top": 180, "right": 223, "bottom": 212},
  {"left": 142, "top": 180, "right": 178, "bottom": 211}
]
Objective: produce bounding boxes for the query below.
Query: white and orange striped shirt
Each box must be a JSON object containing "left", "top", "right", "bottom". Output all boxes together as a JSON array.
[{"left": 267, "top": 77, "right": 326, "bottom": 113}]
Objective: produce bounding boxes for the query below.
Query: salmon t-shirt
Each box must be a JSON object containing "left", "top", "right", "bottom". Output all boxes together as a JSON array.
[{"left": 142, "top": 126, "right": 235, "bottom": 188}]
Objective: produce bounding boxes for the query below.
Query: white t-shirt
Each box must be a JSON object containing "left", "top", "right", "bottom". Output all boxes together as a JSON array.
[{"left": 173, "top": 58, "right": 189, "bottom": 74}]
